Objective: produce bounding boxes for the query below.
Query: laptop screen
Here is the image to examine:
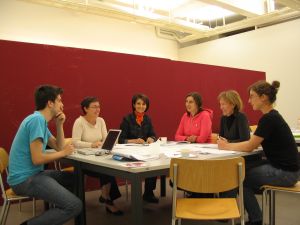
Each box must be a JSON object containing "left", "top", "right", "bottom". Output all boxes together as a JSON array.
[{"left": 101, "top": 129, "right": 122, "bottom": 151}]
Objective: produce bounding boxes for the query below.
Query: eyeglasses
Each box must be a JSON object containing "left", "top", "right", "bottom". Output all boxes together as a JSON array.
[{"left": 89, "top": 106, "right": 100, "bottom": 109}]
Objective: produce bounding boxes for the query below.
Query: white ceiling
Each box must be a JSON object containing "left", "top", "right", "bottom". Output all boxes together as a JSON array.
[{"left": 24, "top": 0, "right": 300, "bottom": 46}]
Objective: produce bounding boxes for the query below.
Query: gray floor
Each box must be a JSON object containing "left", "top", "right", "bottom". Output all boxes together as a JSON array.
[{"left": 2, "top": 179, "right": 300, "bottom": 225}]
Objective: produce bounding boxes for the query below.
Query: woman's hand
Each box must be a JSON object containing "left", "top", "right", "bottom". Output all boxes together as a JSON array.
[
  {"left": 135, "top": 138, "right": 145, "bottom": 144},
  {"left": 91, "top": 141, "right": 101, "bottom": 148},
  {"left": 217, "top": 137, "right": 229, "bottom": 150},
  {"left": 186, "top": 135, "right": 197, "bottom": 143},
  {"left": 146, "top": 137, "right": 155, "bottom": 144}
]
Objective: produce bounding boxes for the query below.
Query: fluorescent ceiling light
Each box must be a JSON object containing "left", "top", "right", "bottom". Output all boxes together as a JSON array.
[
  {"left": 223, "top": 0, "right": 266, "bottom": 15},
  {"left": 117, "top": 0, "right": 189, "bottom": 11},
  {"left": 174, "top": 5, "right": 235, "bottom": 21}
]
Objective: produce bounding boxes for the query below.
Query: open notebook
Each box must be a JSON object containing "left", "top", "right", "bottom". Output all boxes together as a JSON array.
[{"left": 77, "top": 129, "right": 121, "bottom": 155}]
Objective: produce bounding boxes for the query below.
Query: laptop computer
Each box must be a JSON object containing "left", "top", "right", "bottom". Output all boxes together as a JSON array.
[{"left": 77, "top": 129, "right": 122, "bottom": 155}]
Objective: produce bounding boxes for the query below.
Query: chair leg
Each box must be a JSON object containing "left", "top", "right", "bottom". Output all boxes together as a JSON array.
[
  {"left": 32, "top": 198, "right": 36, "bottom": 216},
  {"left": 171, "top": 218, "right": 176, "bottom": 225},
  {"left": 178, "top": 218, "right": 181, "bottom": 225},
  {"left": 3, "top": 201, "right": 11, "bottom": 225},
  {"left": 0, "top": 200, "right": 7, "bottom": 225},
  {"left": 262, "top": 189, "right": 268, "bottom": 225},
  {"left": 18, "top": 199, "right": 22, "bottom": 212},
  {"left": 125, "top": 179, "right": 129, "bottom": 201},
  {"left": 270, "top": 190, "right": 275, "bottom": 225},
  {"left": 231, "top": 219, "right": 235, "bottom": 225}
]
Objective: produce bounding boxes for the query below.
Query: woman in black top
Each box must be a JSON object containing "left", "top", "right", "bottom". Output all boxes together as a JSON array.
[
  {"left": 119, "top": 93, "right": 158, "bottom": 203},
  {"left": 218, "top": 90, "right": 250, "bottom": 142},
  {"left": 218, "top": 81, "right": 299, "bottom": 225}
]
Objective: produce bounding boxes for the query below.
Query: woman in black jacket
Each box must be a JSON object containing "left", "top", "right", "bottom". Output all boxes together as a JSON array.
[{"left": 119, "top": 93, "right": 158, "bottom": 203}]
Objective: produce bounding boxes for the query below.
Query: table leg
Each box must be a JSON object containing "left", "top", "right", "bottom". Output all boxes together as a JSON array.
[
  {"left": 74, "top": 164, "right": 86, "bottom": 225},
  {"left": 130, "top": 175, "right": 143, "bottom": 225}
]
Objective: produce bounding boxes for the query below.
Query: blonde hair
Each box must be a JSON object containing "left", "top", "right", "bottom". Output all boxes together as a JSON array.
[{"left": 218, "top": 90, "right": 243, "bottom": 112}]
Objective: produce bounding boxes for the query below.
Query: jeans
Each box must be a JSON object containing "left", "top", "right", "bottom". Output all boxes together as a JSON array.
[
  {"left": 244, "top": 163, "right": 299, "bottom": 222},
  {"left": 12, "top": 170, "right": 82, "bottom": 225}
]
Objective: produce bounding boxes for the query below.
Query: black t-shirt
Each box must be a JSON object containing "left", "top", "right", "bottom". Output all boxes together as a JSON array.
[{"left": 254, "top": 109, "right": 299, "bottom": 171}]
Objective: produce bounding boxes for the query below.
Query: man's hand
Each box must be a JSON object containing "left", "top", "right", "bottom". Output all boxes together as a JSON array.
[
  {"left": 62, "top": 143, "right": 75, "bottom": 156},
  {"left": 55, "top": 112, "right": 66, "bottom": 126}
]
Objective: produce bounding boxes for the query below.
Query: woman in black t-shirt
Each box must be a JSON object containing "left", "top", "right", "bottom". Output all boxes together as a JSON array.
[{"left": 218, "top": 80, "right": 299, "bottom": 225}]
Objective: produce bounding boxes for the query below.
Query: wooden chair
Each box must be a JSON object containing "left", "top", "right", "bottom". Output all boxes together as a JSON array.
[
  {"left": 170, "top": 157, "right": 245, "bottom": 225},
  {"left": 262, "top": 181, "right": 300, "bottom": 225},
  {"left": 0, "top": 147, "right": 36, "bottom": 225},
  {"left": 211, "top": 133, "right": 218, "bottom": 144},
  {"left": 250, "top": 125, "right": 258, "bottom": 133}
]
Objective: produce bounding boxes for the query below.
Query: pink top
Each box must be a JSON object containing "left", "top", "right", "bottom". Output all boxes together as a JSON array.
[{"left": 175, "top": 109, "right": 213, "bottom": 143}]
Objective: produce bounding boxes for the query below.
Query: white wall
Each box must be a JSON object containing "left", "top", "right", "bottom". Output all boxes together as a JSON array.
[
  {"left": 0, "top": 0, "right": 178, "bottom": 59},
  {"left": 179, "top": 19, "right": 300, "bottom": 127}
]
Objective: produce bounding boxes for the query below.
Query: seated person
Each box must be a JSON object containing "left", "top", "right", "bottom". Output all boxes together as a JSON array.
[
  {"left": 218, "top": 80, "right": 299, "bottom": 225},
  {"left": 8, "top": 85, "right": 82, "bottom": 225},
  {"left": 218, "top": 90, "right": 250, "bottom": 142},
  {"left": 72, "top": 96, "right": 122, "bottom": 215},
  {"left": 218, "top": 90, "right": 251, "bottom": 201},
  {"left": 175, "top": 92, "right": 213, "bottom": 143},
  {"left": 119, "top": 93, "right": 159, "bottom": 203}
]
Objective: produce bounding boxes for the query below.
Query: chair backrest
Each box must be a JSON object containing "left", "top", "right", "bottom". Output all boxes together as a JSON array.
[
  {"left": 0, "top": 147, "right": 9, "bottom": 174},
  {"left": 170, "top": 157, "right": 245, "bottom": 193},
  {"left": 250, "top": 125, "right": 257, "bottom": 133},
  {"left": 210, "top": 133, "right": 218, "bottom": 144},
  {"left": 0, "top": 147, "right": 9, "bottom": 200}
]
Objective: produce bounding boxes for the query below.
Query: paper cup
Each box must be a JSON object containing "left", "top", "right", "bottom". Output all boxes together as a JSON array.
[
  {"left": 180, "top": 149, "right": 190, "bottom": 157},
  {"left": 160, "top": 137, "right": 167, "bottom": 144}
]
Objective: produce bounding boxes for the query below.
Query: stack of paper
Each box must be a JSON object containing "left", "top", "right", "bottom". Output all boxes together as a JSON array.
[{"left": 112, "top": 143, "right": 160, "bottom": 161}]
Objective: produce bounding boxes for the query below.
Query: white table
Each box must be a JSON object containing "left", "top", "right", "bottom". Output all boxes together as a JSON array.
[{"left": 62, "top": 144, "right": 262, "bottom": 225}]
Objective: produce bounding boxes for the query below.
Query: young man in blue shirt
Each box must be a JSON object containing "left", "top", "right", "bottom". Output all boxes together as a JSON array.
[{"left": 7, "top": 85, "right": 82, "bottom": 225}]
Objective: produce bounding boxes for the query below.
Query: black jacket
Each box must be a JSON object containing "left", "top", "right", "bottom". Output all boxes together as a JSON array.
[{"left": 119, "top": 113, "right": 156, "bottom": 144}]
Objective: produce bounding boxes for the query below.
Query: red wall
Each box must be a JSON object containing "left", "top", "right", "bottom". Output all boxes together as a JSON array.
[{"left": 0, "top": 40, "right": 264, "bottom": 152}]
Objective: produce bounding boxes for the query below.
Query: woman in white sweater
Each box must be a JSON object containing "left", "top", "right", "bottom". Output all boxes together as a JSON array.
[{"left": 72, "top": 97, "right": 122, "bottom": 215}]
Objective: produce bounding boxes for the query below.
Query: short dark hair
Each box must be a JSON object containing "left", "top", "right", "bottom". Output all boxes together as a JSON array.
[
  {"left": 80, "top": 96, "right": 99, "bottom": 115},
  {"left": 186, "top": 92, "right": 203, "bottom": 116},
  {"left": 132, "top": 93, "right": 150, "bottom": 112},
  {"left": 34, "top": 85, "right": 63, "bottom": 110},
  {"left": 248, "top": 80, "right": 280, "bottom": 104}
]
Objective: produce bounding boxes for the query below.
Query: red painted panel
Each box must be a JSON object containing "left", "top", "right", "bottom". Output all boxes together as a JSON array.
[
  {"left": 0, "top": 40, "right": 265, "bottom": 202},
  {"left": 0, "top": 40, "right": 264, "bottom": 152}
]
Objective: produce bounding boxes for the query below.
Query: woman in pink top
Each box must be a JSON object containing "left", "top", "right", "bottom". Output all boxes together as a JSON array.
[{"left": 175, "top": 92, "right": 213, "bottom": 143}]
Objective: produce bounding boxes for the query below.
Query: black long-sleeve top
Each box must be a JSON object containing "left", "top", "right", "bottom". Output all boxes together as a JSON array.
[
  {"left": 219, "top": 112, "right": 250, "bottom": 143},
  {"left": 118, "top": 113, "right": 156, "bottom": 144}
]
